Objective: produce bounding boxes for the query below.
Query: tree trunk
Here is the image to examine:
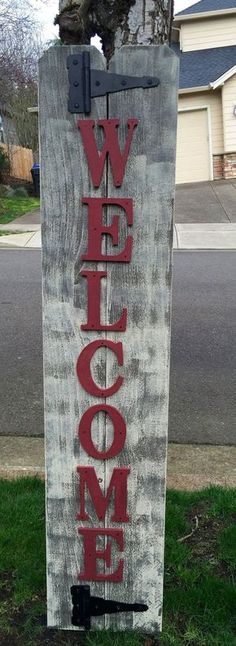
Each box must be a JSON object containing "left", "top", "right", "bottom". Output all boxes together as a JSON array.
[{"left": 56, "top": 0, "right": 174, "bottom": 60}]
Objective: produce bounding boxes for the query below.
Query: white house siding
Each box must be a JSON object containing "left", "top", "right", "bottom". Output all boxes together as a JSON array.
[
  {"left": 222, "top": 74, "right": 236, "bottom": 152},
  {"left": 178, "top": 91, "right": 224, "bottom": 155},
  {"left": 180, "top": 16, "right": 236, "bottom": 52}
]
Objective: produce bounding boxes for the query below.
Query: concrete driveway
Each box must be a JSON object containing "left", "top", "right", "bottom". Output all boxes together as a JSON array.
[{"left": 175, "top": 179, "right": 236, "bottom": 223}]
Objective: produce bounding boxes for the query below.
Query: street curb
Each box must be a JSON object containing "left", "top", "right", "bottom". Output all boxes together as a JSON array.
[
  {"left": 0, "top": 224, "right": 40, "bottom": 232},
  {"left": 175, "top": 223, "right": 236, "bottom": 250},
  {"left": 0, "top": 230, "right": 41, "bottom": 248},
  {"left": 0, "top": 225, "right": 236, "bottom": 250}
]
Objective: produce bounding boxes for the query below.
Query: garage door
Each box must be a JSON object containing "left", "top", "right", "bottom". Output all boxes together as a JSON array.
[{"left": 176, "top": 108, "right": 211, "bottom": 184}]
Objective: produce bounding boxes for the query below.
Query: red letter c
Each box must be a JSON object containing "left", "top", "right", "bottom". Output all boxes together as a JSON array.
[{"left": 76, "top": 340, "right": 124, "bottom": 398}]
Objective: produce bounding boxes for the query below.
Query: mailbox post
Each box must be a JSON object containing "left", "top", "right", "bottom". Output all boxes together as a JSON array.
[{"left": 39, "top": 36, "right": 178, "bottom": 633}]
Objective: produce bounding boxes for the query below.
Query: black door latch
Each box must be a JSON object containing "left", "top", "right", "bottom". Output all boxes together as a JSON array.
[
  {"left": 67, "top": 51, "right": 159, "bottom": 115},
  {"left": 71, "top": 585, "right": 148, "bottom": 630}
]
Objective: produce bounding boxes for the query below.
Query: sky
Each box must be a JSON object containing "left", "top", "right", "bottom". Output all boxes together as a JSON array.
[{"left": 36, "top": 0, "right": 199, "bottom": 43}]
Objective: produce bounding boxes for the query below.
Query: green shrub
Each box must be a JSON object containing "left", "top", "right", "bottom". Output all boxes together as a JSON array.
[
  {"left": 4, "top": 186, "right": 28, "bottom": 198},
  {"left": 0, "top": 184, "right": 10, "bottom": 196},
  {"left": 13, "top": 186, "right": 29, "bottom": 197},
  {"left": 0, "top": 146, "right": 10, "bottom": 182}
]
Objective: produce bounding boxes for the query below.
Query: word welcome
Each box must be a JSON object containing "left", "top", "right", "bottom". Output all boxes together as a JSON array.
[{"left": 76, "top": 118, "right": 138, "bottom": 582}]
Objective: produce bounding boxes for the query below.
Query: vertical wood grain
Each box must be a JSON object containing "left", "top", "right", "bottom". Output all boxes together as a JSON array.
[
  {"left": 104, "top": 45, "right": 178, "bottom": 633},
  {"left": 39, "top": 45, "right": 107, "bottom": 629},
  {"left": 40, "top": 42, "right": 178, "bottom": 634}
]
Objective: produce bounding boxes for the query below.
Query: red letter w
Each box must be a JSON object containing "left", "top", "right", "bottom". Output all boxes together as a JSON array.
[
  {"left": 76, "top": 466, "right": 130, "bottom": 522},
  {"left": 78, "top": 118, "right": 138, "bottom": 188}
]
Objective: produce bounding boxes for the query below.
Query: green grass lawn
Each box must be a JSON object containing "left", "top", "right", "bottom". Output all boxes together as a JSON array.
[
  {"left": 0, "top": 480, "right": 235, "bottom": 645},
  {"left": 0, "top": 197, "right": 40, "bottom": 224}
]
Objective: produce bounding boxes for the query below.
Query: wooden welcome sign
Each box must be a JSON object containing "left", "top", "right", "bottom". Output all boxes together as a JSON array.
[{"left": 39, "top": 44, "right": 178, "bottom": 633}]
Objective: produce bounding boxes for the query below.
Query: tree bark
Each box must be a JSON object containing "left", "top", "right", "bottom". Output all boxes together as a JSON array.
[{"left": 56, "top": 0, "right": 174, "bottom": 60}]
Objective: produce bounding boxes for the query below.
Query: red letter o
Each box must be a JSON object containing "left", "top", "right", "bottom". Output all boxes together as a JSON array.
[{"left": 78, "top": 404, "right": 126, "bottom": 460}]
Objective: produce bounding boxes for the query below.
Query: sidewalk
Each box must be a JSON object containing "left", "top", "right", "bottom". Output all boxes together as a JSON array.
[
  {"left": 0, "top": 229, "right": 41, "bottom": 248},
  {"left": 0, "top": 436, "right": 235, "bottom": 490},
  {"left": 0, "top": 224, "right": 236, "bottom": 250},
  {"left": 0, "top": 207, "right": 41, "bottom": 248},
  {"left": 1, "top": 186, "right": 236, "bottom": 249}
]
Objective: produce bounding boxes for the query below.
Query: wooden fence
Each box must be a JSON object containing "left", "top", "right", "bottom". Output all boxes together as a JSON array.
[{"left": 1, "top": 144, "right": 33, "bottom": 182}]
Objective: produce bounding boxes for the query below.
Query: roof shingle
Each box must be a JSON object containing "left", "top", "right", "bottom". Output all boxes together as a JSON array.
[
  {"left": 176, "top": 0, "right": 236, "bottom": 16},
  {"left": 171, "top": 44, "right": 236, "bottom": 88}
]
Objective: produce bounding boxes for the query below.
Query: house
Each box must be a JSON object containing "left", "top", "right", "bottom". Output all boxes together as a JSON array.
[{"left": 172, "top": 0, "right": 236, "bottom": 183}]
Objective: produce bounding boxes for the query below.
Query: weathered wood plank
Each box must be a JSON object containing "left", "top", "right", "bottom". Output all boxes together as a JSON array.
[
  {"left": 40, "top": 42, "right": 178, "bottom": 634},
  {"left": 39, "top": 45, "right": 107, "bottom": 629},
  {"left": 104, "top": 45, "right": 178, "bottom": 632}
]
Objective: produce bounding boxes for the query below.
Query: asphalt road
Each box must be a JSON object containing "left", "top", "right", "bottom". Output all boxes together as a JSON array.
[
  {"left": 0, "top": 250, "right": 235, "bottom": 445},
  {"left": 169, "top": 251, "right": 235, "bottom": 445}
]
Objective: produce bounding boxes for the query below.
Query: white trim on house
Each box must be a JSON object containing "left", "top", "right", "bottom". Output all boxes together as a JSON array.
[
  {"left": 178, "top": 105, "right": 213, "bottom": 181},
  {"left": 207, "top": 105, "right": 214, "bottom": 180},
  {"left": 179, "top": 86, "right": 210, "bottom": 94},
  {"left": 174, "top": 8, "right": 236, "bottom": 23},
  {"left": 210, "top": 66, "right": 236, "bottom": 89}
]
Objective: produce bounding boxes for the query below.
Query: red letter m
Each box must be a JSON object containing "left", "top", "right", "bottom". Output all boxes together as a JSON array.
[
  {"left": 76, "top": 466, "right": 130, "bottom": 522},
  {"left": 78, "top": 118, "right": 138, "bottom": 188}
]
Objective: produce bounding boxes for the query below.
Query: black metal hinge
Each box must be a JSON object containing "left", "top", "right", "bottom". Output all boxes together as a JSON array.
[
  {"left": 71, "top": 585, "right": 148, "bottom": 630},
  {"left": 67, "top": 51, "right": 159, "bottom": 115}
]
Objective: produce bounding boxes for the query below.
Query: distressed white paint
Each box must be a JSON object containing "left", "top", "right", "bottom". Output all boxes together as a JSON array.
[
  {"left": 39, "top": 45, "right": 107, "bottom": 629},
  {"left": 40, "top": 42, "right": 178, "bottom": 633},
  {"left": 104, "top": 45, "right": 178, "bottom": 632}
]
